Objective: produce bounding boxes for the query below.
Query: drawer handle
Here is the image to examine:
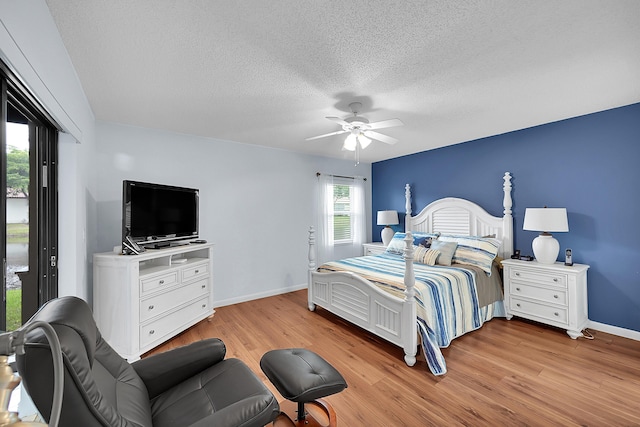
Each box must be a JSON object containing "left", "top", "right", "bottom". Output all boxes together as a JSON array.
[
  {"left": 194, "top": 270, "right": 199, "bottom": 274},
  {"left": 516, "top": 287, "right": 521, "bottom": 291},
  {"left": 554, "top": 312, "right": 559, "bottom": 316},
  {"left": 554, "top": 295, "right": 558, "bottom": 299},
  {"left": 159, "top": 280, "right": 165, "bottom": 285},
  {"left": 515, "top": 272, "right": 520, "bottom": 276},
  {"left": 516, "top": 303, "right": 521, "bottom": 307},
  {"left": 201, "top": 284, "right": 206, "bottom": 289},
  {"left": 149, "top": 330, "right": 155, "bottom": 335},
  {"left": 202, "top": 304, "right": 206, "bottom": 308},
  {"left": 553, "top": 278, "right": 558, "bottom": 282},
  {"left": 148, "top": 305, "right": 154, "bottom": 310}
]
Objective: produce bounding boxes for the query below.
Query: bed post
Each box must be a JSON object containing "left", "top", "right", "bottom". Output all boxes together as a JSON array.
[
  {"left": 402, "top": 231, "right": 417, "bottom": 366},
  {"left": 405, "top": 184, "right": 412, "bottom": 231},
  {"left": 308, "top": 226, "right": 316, "bottom": 311},
  {"left": 502, "top": 172, "right": 514, "bottom": 257}
]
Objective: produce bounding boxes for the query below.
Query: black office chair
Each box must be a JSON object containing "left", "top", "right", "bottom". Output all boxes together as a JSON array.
[{"left": 15, "top": 296, "right": 280, "bottom": 427}]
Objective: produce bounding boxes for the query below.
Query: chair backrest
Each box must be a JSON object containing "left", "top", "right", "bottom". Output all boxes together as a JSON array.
[{"left": 16, "top": 296, "right": 153, "bottom": 427}]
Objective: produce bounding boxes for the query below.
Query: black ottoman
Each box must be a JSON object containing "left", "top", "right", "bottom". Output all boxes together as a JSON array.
[{"left": 261, "top": 348, "right": 347, "bottom": 427}]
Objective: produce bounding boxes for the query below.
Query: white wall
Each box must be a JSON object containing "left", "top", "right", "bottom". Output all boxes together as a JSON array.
[
  {"left": 95, "top": 122, "right": 372, "bottom": 306},
  {"left": 0, "top": 1, "right": 97, "bottom": 300}
]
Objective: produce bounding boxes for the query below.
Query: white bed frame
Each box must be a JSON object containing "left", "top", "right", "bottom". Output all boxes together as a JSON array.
[{"left": 307, "top": 172, "right": 513, "bottom": 366}]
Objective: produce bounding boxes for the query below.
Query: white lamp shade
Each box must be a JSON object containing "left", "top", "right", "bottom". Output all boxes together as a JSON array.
[
  {"left": 377, "top": 210, "right": 399, "bottom": 226},
  {"left": 523, "top": 207, "right": 568, "bottom": 264},
  {"left": 358, "top": 134, "right": 372, "bottom": 149},
  {"left": 343, "top": 133, "right": 357, "bottom": 151},
  {"left": 523, "top": 208, "right": 569, "bottom": 232}
]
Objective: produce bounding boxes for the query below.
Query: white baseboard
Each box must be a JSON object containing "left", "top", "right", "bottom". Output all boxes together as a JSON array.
[
  {"left": 214, "top": 283, "right": 308, "bottom": 309},
  {"left": 587, "top": 320, "right": 640, "bottom": 341}
]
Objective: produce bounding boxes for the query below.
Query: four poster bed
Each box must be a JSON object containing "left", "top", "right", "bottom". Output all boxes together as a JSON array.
[{"left": 307, "top": 172, "right": 514, "bottom": 375}]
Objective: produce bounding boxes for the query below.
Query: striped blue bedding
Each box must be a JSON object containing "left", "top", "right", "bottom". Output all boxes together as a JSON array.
[{"left": 318, "top": 252, "right": 504, "bottom": 375}]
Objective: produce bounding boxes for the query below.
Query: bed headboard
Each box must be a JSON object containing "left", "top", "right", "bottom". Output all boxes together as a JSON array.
[{"left": 405, "top": 172, "right": 513, "bottom": 259}]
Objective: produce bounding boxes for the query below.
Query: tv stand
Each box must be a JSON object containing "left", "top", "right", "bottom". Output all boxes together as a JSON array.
[{"left": 93, "top": 243, "right": 214, "bottom": 360}]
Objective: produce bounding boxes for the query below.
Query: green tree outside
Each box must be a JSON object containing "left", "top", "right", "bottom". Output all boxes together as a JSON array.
[{"left": 7, "top": 147, "right": 29, "bottom": 196}]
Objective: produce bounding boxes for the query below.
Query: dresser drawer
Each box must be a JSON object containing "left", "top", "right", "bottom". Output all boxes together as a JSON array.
[
  {"left": 510, "top": 269, "right": 566, "bottom": 288},
  {"left": 510, "top": 297, "right": 568, "bottom": 326},
  {"left": 140, "top": 271, "right": 179, "bottom": 294},
  {"left": 140, "top": 296, "right": 211, "bottom": 349},
  {"left": 182, "top": 262, "right": 209, "bottom": 282},
  {"left": 140, "top": 278, "right": 209, "bottom": 322},
  {"left": 510, "top": 282, "right": 567, "bottom": 306}
]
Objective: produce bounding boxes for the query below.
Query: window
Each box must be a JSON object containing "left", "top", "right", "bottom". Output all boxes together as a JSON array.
[
  {"left": 332, "top": 183, "right": 353, "bottom": 243},
  {"left": 317, "top": 174, "right": 366, "bottom": 263}
]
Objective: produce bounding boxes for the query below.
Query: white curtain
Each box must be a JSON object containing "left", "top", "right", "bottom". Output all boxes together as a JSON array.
[
  {"left": 317, "top": 174, "right": 335, "bottom": 264},
  {"left": 352, "top": 176, "right": 366, "bottom": 249},
  {"left": 317, "top": 174, "right": 366, "bottom": 264}
]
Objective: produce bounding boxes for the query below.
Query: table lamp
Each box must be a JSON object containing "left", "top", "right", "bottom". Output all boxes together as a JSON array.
[
  {"left": 377, "top": 210, "right": 399, "bottom": 246},
  {"left": 523, "top": 207, "right": 569, "bottom": 264}
]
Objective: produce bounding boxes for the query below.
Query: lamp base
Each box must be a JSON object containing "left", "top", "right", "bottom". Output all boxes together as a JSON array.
[
  {"left": 532, "top": 233, "right": 560, "bottom": 264},
  {"left": 381, "top": 226, "right": 394, "bottom": 247}
]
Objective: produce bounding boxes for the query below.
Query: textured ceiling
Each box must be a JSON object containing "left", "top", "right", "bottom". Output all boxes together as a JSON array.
[{"left": 45, "top": 0, "right": 640, "bottom": 163}]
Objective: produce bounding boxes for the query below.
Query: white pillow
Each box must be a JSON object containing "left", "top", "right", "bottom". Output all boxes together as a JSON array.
[{"left": 430, "top": 240, "right": 458, "bottom": 266}]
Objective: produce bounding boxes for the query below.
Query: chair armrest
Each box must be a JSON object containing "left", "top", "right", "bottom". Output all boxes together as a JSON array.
[{"left": 132, "top": 338, "right": 226, "bottom": 399}]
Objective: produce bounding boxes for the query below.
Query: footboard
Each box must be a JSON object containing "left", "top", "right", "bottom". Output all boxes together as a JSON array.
[{"left": 308, "top": 228, "right": 417, "bottom": 366}]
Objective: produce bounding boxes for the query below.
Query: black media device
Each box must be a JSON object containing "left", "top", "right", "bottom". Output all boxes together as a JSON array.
[
  {"left": 122, "top": 180, "right": 199, "bottom": 251},
  {"left": 510, "top": 249, "right": 521, "bottom": 260},
  {"left": 565, "top": 248, "right": 573, "bottom": 266}
]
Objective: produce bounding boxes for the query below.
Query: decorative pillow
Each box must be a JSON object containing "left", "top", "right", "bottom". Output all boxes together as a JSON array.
[
  {"left": 438, "top": 234, "right": 501, "bottom": 275},
  {"left": 429, "top": 240, "right": 458, "bottom": 266},
  {"left": 386, "top": 232, "right": 439, "bottom": 254},
  {"left": 413, "top": 246, "right": 441, "bottom": 266},
  {"left": 415, "top": 235, "right": 437, "bottom": 248}
]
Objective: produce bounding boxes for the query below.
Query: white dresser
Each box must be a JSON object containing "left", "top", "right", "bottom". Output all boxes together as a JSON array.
[
  {"left": 501, "top": 259, "right": 589, "bottom": 339},
  {"left": 93, "top": 243, "right": 214, "bottom": 360}
]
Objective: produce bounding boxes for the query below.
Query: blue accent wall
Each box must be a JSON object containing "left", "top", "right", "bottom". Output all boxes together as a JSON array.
[{"left": 372, "top": 102, "right": 640, "bottom": 333}]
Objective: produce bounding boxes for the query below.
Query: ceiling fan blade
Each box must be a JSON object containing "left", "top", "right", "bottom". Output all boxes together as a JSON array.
[
  {"left": 305, "top": 129, "right": 348, "bottom": 141},
  {"left": 363, "top": 130, "right": 398, "bottom": 145},
  {"left": 367, "top": 118, "right": 404, "bottom": 130},
  {"left": 326, "top": 116, "right": 351, "bottom": 127}
]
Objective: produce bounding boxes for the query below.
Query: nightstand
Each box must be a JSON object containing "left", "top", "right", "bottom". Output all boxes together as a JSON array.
[
  {"left": 501, "top": 259, "right": 589, "bottom": 339},
  {"left": 362, "top": 242, "right": 386, "bottom": 256}
]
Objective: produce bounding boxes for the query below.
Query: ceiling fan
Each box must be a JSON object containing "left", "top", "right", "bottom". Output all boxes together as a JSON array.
[{"left": 306, "top": 102, "right": 404, "bottom": 151}]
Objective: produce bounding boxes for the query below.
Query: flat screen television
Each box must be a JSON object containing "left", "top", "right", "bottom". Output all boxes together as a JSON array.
[{"left": 122, "top": 180, "right": 199, "bottom": 247}]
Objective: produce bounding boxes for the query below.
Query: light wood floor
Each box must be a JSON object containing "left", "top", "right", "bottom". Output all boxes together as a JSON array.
[{"left": 146, "top": 290, "right": 640, "bottom": 426}]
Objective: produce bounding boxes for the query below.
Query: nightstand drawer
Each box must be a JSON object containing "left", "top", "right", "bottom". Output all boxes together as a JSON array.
[
  {"left": 510, "top": 282, "right": 567, "bottom": 306},
  {"left": 363, "top": 243, "right": 386, "bottom": 256},
  {"left": 510, "top": 269, "right": 566, "bottom": 288},
  {"left": 510, "top": 297, "right": 568, "bottom": 325}
]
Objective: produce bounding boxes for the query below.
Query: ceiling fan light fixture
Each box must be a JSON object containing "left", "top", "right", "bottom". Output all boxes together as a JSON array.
[
  {"left": 357, "top": 134, "right": 372, "bottom": 149},
  {"left": 343, "top": 133, "right": 357, "bottom": 151}
]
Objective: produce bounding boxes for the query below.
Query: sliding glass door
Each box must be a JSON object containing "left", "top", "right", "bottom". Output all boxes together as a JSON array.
[{"left": 1, "top": 62, "right": 59, "bottom": 330}]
